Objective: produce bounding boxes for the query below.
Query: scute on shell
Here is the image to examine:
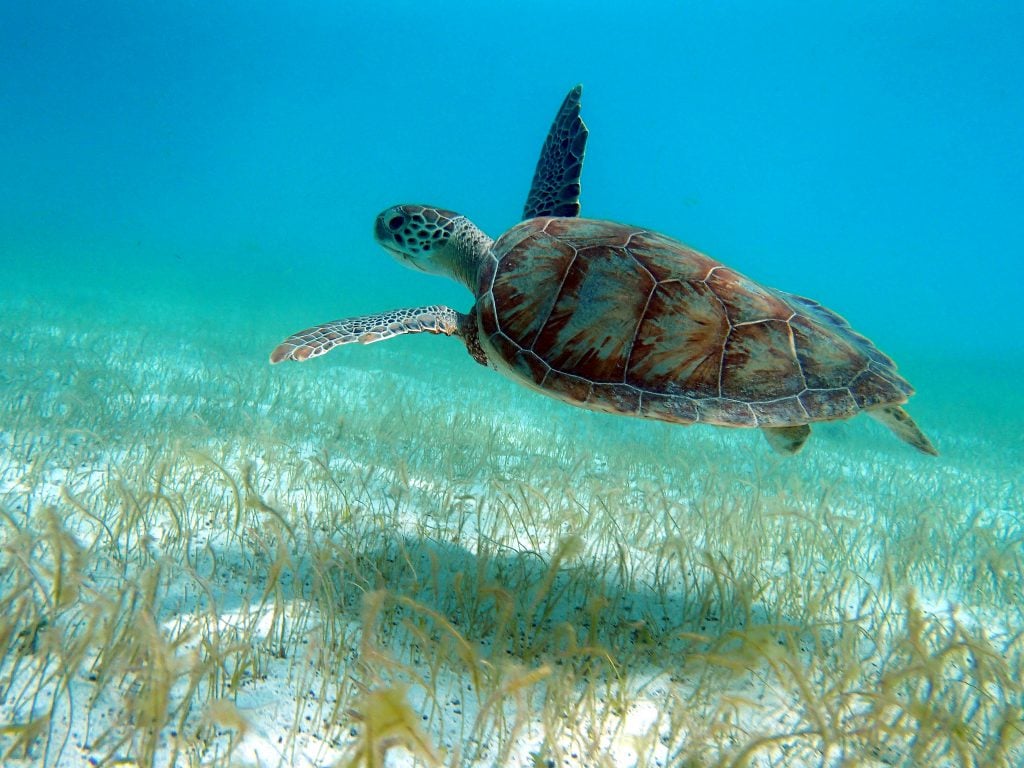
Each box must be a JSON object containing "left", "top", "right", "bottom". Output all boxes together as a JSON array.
[{"left": 478, "top": 217, "right": 913, "bottom": 428}]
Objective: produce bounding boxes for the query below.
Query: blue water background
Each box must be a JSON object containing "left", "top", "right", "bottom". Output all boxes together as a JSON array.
[{"left": 2, "top": 1, "right": 1021, "bottom": 370}]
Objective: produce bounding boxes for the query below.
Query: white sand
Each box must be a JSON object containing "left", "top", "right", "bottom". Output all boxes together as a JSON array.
[{"left": 1, "top": 303, "right": 1021, "bottom": 767}]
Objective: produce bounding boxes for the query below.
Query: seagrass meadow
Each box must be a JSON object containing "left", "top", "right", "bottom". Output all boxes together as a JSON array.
[
  {"left": 3, "top": 2, "right": 1023, "bottom": 767},
  {"left": 1, "top": 271, "right": 1022, "bottom": 767}
]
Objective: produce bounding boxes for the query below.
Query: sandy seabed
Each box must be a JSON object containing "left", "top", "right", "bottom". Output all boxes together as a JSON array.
[{"left": 1, "top": 290, "right": 1022, "bottom": 767}]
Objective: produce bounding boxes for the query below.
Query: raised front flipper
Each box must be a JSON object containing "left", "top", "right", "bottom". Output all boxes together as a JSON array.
[
  {"left": 270, "top": 305, "right": 466, "bottom": 363},
  {"left": 522, "top": 84, "right": 589, "bottom": 220}
]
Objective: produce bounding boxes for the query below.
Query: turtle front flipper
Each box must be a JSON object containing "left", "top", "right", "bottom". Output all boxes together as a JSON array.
[
  {"left": 270, "top": 305, "right": 473, "bottom": 363},
  {"left": 522, "top": 84, "right": 589, "bottom": 220}
]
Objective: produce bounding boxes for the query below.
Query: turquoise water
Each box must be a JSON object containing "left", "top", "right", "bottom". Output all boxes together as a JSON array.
[
  {"left": 4, "top": 2, "right": 1022, "bottom": 358},
  {"left": 2, "top": 3, "right": 1023, "bottom": 766}
]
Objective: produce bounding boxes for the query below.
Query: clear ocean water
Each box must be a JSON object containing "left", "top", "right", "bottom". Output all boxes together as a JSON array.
[
  {"left": 4, "top": 2, "right": 1022, "bottom": 359},
  {"left": 2, "top": 2, "right": 1023, "bottom": 766}
]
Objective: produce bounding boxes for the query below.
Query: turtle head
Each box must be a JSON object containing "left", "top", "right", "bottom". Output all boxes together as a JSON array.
[
  {"left": 374, "top": 204, "right": 460, "bottom": 274},
  {"left": 374, "top": 204, "right": 492, "bottom": 290}
]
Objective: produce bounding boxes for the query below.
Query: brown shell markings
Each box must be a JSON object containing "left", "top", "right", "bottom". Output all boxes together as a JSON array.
[{"left": 477, "top": 217, "right": 912, "bottom": 429}]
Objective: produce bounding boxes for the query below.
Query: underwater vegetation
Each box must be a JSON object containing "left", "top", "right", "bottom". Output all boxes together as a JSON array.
[{"left": 1, "top": 293, "right": 1023, "bottom": 767}]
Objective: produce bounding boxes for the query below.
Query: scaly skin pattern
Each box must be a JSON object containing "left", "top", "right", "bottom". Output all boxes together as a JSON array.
[
  {"left": 522, "top": 84, "right": 588, "bottom": 220},
  {"left": 475, "top": 216, "right": 936, "bottom": 454},
  {"left": 270, "top": 306, "right": 461, "bottom": 363}
]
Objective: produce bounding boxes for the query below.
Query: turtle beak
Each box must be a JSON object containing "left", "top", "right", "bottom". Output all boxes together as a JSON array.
[
  {"left": 374, "top": 216, "right": 415, "bottom": 262},
  {"left": 378, "top": 241, "right": 428, "bottom": 273}
]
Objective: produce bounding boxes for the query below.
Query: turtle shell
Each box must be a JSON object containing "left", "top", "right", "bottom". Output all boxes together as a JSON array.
[{"left": 475, "top": 217, "right": 913, "bottom": 428}]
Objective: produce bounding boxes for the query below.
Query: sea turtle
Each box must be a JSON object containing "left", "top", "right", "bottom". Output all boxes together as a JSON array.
[{"left": 271, "top": 86, "right": 936, "bottom": 456}]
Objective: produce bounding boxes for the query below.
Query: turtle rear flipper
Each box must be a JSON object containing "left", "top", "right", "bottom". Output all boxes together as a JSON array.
[
  {"left": 762, "top": 425, "right": 811, "bottom": 455},
  {"left": 270, "top": 306, "right": 472, "bottom": 363},
  {"left": 868, "top": 405, "right": 939, "bottom": 456},
  {"left": 522, "top": 85, "right": 588, "bottom": 220}
]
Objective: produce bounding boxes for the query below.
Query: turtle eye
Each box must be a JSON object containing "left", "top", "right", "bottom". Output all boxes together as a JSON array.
[{"left": 387, "top": 215, "right": 406, "bottom": 231}]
